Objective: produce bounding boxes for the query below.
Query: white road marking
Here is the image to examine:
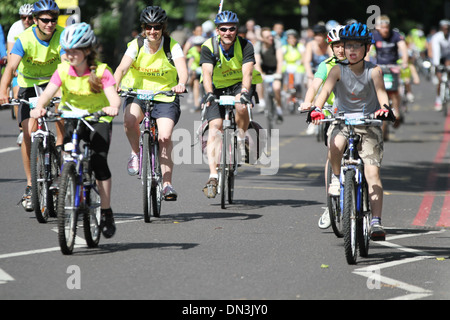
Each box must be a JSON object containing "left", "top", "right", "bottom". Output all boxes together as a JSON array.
[
  {"left": 0, "top": 147, "right": 20, "bottom": 154},
  {"left": 0, "top": 268, "right": 15, "bottom": 284}
]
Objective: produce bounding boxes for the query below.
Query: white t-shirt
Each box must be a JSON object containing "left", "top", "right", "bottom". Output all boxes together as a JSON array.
[
  {"left": 430, "top": 31, "right": 450, "bottom": 66},
  {"left": 7, "top": 20, "right": 25, "bottom": 44},
  {"left": 125, "top": 36, "right": 184, "bottom": 61}
]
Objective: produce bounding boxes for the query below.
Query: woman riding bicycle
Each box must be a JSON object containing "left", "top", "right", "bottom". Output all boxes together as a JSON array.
[
  {"left": 308, "top": 22, "right": 391, "bottom": 241},
  {"left": 31, "top": 23, "right": 120, "bottom": 238},
  {"left": 114, "top": 6, "right": 188, "bottom": 201}
]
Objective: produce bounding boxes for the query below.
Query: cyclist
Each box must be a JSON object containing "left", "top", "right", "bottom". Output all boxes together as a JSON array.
[
  {"left": 31, "top": 23, "right": 120, "bottom": 238},
  {"left": 430, "top": 19, "right": 450, "bottom": 111},
  {"left": 300, "top": 25, "right": 346, "bottom": 229},
  {"left": 186, "top": 35, "right": 206, "bottom": 112},
  {"left": 0, "top": 0, "right": 65, "bottom": 212},
  {"left": 281, "top": 29, "right": 305, "bottom": 106},
  {"left": 200, "top": 10, "right": 262, "bottom": 198},
  {"left": 303, "top": 24, "right": 332, "bottom": 88},
  {"left": 308, "top": 22, "right": 391, "bottom": 241},
  {"left": 254, "top": 27, "right": 284, "bottom": 123},
  {"left": 114, "top": 6, "right": 188, "bottom": 201},
  {"left": 372, "top": 15, "right": 409, "bottom": 128}
]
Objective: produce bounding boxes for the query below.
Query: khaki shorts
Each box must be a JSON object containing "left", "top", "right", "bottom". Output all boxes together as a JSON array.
[{"left": 327, "top": 123, "right": 384, "bottom": 167}]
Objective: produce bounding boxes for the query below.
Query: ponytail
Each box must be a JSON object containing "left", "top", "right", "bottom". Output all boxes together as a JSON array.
[{"left": 85, "top": 48, "right": 102, "bottom": 94}]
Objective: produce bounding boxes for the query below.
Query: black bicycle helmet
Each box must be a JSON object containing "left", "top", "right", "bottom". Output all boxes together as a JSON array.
[
  {"left": 214, "top": 10, "right": 239, "bottom": 25},
  {"left": 340, "top": 22, "right": 374, "bottom": 44},
  {"left": 140, "top": 6, "right": 167, "bottom": 24}
]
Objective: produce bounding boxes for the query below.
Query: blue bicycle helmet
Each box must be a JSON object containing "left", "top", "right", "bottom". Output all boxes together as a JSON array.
[
  {"left": 340, "top": 22, "right": 374, "bottom": 44},
  {"left": 214, "top": 10, "right": 239, "bottom": 25},
  {"left": 32, "top": 0, "right": 59, "bottom": 15},
  {"left": 60, "top": 23, "right": 96, "bottom": 50}
]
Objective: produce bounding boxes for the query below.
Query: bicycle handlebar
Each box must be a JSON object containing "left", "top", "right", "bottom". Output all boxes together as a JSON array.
[{"left": 119, "top": 89, "right": 185, "bottom": 99}]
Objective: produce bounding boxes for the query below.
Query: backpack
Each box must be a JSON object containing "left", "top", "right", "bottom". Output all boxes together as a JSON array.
[{"left": 136, "top": 35, "right": 174, "bottom": 66}]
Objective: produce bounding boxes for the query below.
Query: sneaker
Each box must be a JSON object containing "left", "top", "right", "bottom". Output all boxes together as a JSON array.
[
  {"left": 306, "top": 123, "right": 316, "bottom": 135},
  {"left": 203, "top": 177, "right": 218, "bottom": 198},
  {"left": 100, "top": 208, "right": 116, "bottom": 238},
  {"left": 16, "top": 132, "right": 23, "bottom": 146},
  {"left": 370, "top": 218, "right": 386, "bottom": 241},
  {"left": 318, "top": 207, "right": 331, "bottom": 229},
  {"left": 434, "top": 101, "right": 443, "bottom": 111},
  {"left": 20, "top": 185, "right": 34, "bottom": 212},
  {"left": 328, "top": 175, "right": 340, "bottom": 196},
  {"left": 276, "top": 114, "right": 284, "bottom": 124},
  {"left": 127, "top": 153, "right": 139, "bottom": 176},
  {"left": 163, "top": 184, "right": 178, "bottom": 201}
]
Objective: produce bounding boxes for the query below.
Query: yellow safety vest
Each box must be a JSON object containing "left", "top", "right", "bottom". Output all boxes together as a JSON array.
[
  {"left": 201, "top": 36, "right": 262, "bottom": 89},
  {"left": 17, "top": 25, "right": 64, "bottom": 88},
  {"left": 58, "top": 61, "right": 113, "bottom": 123},
  {"left": 121, "top": 36, "right": 178, "bottom": 102}
]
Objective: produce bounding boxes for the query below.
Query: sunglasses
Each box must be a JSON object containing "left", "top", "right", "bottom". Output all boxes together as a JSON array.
[
  {"left": 145, "top": 24, "right": 163, "bottom": 31},
  {"left": 344, "top": 43, "right": 365, "bottom": 50},
  {"left": 219, "top": 26, "right": 237, "bottom": 33},
  {"left": 21, "top": 16, "right": 33, "bottom": 21},
  {"left": 38, "top": 17, "right": 58, "bottom": 24}
]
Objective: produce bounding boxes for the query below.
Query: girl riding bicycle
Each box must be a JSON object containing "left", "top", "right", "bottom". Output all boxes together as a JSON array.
[
  {"left": 309, "top": 22, "right": 391, "bottom": 241},
  {"left": 31, "top": 23, "right": 120, "bottom": 238},
  {"left": 114, "top": 6, "right": 188, "bottom": 201}
]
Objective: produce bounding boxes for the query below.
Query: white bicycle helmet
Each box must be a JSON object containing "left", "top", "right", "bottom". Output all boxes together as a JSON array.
[
  {"left": 19, "top": 4, "right": 33, "bottom": 16},
  {"left": 327, "top": 25, "right": 344, "bottom": 44},
  {"left": 60, "top": 23, "right": 96, "bottom": 50}
]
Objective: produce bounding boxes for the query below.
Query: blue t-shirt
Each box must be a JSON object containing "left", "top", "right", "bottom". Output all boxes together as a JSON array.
[
  {"left": 372, "top": 29, "right": 404, "bottom": 65},
  {"left": 11, "top": 26, "right": 66, "bottom": 57}
]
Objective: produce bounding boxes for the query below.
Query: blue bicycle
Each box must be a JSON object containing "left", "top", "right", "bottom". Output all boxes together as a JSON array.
[{"left": 55, "top": 107, "right": 106, "bottom": 255}]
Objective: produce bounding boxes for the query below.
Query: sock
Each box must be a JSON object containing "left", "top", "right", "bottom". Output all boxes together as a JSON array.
[
  {"left": 370, "top": 217, "right": 381, "bottom": 226},
  {"left": 209, "top": 174, "right": 218, "bottom": 180}
]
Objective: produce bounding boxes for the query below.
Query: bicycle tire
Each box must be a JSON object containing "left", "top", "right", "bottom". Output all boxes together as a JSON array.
[
  {"left": 142, "top": 132, "right": 152, "bottom": 223},
  {"left": 227, "top": 136, "right": 236, "bottom": 204},
  {"left": 327, "top": 162, "right": 343, "bottom": 238},
  {"left": 30, "top": 137, "right": 51, "bottom": 223},
  {"left": 48, "top": 134, "right": 59, "bottom": 218},
  {"left": 151, "top": 140, "right": 162, "bottom": 217},
  {"left": 57, "top": 162, "right": 78, "bottom": 255},
  {"left": 343, "top": 170, "right": 358, "bottom": 264},
  {"left": 265, "top": 95, "right": 274, "bottom": 138},
  {"left": 83, "top": 175, "right": 101, "bottom": 248},
  {"left": 220, "top": 130, "right": 228, "bottom": 209},
  {"left": 358, "top": 180, "right": 371, "bottom": 257}
]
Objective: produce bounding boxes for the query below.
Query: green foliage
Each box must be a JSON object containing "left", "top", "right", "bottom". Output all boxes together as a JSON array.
[{"left": 0, "top": 0, "right": 32, "bottom": 30}]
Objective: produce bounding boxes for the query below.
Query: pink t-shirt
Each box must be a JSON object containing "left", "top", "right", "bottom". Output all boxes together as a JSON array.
[{"left": 50, "top": 65, "right": 116, "bottom": 88}]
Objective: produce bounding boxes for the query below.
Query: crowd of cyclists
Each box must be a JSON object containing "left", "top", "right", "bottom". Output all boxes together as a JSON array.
[{"left": 0, "top": 1, "right": 449, "bottom": 242}]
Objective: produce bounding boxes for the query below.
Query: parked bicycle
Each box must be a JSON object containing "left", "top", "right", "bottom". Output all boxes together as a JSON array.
[
  {"left": 320, "top": 111, "right": 395, "bottom": 264},
  {"left": 56, "top": 107, "right": 105, "bottom": 255},
  {"left": 120, "top": 89, "right": 179, "bottom": 222}
]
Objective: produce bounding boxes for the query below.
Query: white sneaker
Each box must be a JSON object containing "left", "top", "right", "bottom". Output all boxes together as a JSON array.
[
  {"left": 306, "top": 123, "right": 316, "bottom": 135},
  {"left": 318, "top": 207, "right": 331, "bottom": 229},
  {"left": 127, "top": 153, "right": 139, "bottom": 175},
  {"left": 328, "top": 175, "right": 340, "bottom": 196},
  {"left": 16, "top": 132, "right": 23, "bottom": 146}
]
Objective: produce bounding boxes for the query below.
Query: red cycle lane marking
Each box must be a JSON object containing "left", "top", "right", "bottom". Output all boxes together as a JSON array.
[{"left": 413, "top": 113, "right": 450, "bottom": 227}]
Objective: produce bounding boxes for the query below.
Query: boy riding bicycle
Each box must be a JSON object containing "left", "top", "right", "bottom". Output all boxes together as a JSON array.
[{"left": 307, "top": 22, "right": 391, "bottom": 241}]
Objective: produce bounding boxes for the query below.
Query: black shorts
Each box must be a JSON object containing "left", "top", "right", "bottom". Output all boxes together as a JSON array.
[
  {"left": 63, "top": 120, "right": 113, "bottom": 181},
  {"left": 17, "top": 84, "right": 48, "bottom": 127},
  {"left": 205, "top": 83, "right": 256, "bottom": 122},
  {"left": 123, "top": 95, "right": 181, "bottom": 125}
]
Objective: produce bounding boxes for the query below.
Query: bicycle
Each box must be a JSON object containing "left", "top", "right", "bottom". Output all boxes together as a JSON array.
[
  {"left": 282, "top": 68, "right": 301, "bottom": 115},
  {"left": 262, "top": 75, "right": 277, "bottom": 137},
  {"left": 56, "top": 107, "right": 105, "bottom": 255},
  {"left": 120, "top": 89, "right": 179, "bottom": 222},
  {"left": 437, "top": 65, "right": 450, "bottom": 117},
  {"left": 320, "top": 111, "right": 394, "bottom": 264}
]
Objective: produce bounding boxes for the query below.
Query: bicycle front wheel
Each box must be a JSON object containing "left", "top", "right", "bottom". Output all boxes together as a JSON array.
[
  {"left": 343, "top": 170, "right": 358, "bottom": 264},
  {"left": 142, "top": 132, "right": 152, "bottom": 223},
  {"left": 30, "top": 137, "right": 51, "bottom": 223},
  {"left": 151, "top": 141, "right": 162, "bottom": 218},
  {"left": 220, "top": 131, "right": 228, "bottom": 209},
  {"left": 358, "top": 180, "right": 371, "bottom": 257},
  {"left": 327, "top": 162, "right": 343, "bottom": 238},
  {"left": 57, "top": 162, "right": 78, "bottom": 255},
  {"left": 83, "top": 176, "right": 101, "bottom": 248}
]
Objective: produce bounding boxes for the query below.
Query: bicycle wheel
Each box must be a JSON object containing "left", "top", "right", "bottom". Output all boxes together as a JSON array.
[
  {"left": 265, "top": 96, "right": 274, "bottom": 137},
  {"left": 151, "top": 141, "right": 162, "bottom": 218},
  {"left": 227, "top": 136, "right": 236, "bottom": 204},
  {"left": 83, "top": 175, "right": 101, "bottom": 248},
  {"left": 358, "top": 180, "right": 371, "bottom": 257},
  {"left": 220, "top": 131, "right": 228, "bottom": 209},
  {"left": 327, "top": 162, "right": 343, "bottom": 238},
  {"left": 343, "top": 169, "right": 358, "bottom": 264},
  {"left": 48, "top": 135, "right": 60, "bottom": 218},
  {"left": 142, "top": 132, "right": 152, "bottom": 223},
  {"left": 57, "top": 162, "right": 78, "bottom": 255},
  {"left": 30, "top": 137, "right": 51, "bottom": 223}
]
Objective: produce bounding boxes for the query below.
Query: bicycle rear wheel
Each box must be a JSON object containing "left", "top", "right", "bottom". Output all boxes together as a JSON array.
[
  {"left": 83, "top": 175, "right": 101, "bottom": 248},
  {"left": 327, "top": 162, "right": 343, "bottom": 238},
  {"left": 343, "top": 170, "right": 358, "bottom": 264},
  {"left": 57, "top": 162, "right": 78, "bottom": 255},
  {"left": 142, "top": 132, "right": 152, "bottom": 223},
  {"left": 30, "top": 137, "right": 52, "bottom": 223},
  {"left": 151, "top": 141, "right": 162, "bottom": 217}
]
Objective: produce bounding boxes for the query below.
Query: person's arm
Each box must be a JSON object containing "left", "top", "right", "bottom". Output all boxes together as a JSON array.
[
  {"left": 113, "top": 55, "right": 134, "bottom": 91},
  {"left": 372, "top": 65, "right": 390, "bottom": 118},
  {"left": 102, "top": 85, "right": 121, "bottom": 117},
  {"left": 0, "top": 53, "right": 21, "bottom": 104},
  {"left": 314, "top": 65, "right": 340, "bottom": 110},
  {"left": 30, "top": 81, "right": 60, "bottom": 118},
  {"left": 173, "top": 55, "right": 188, "bottom": 93},
  {"left": 201, "top": 62, "right": 214, "bottom": 106}
]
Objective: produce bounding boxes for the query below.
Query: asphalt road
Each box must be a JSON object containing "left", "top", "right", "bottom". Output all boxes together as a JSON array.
[{"left": 0, "top": 78, "right": 449, "bottom": 305}]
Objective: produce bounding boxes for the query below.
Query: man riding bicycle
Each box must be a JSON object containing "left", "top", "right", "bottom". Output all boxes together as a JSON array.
[
  {"left": 430, "top": 19, "right": 450, "bottom": 111},
  {"left": 200, "top": 10, "right": 262, "bottom": 198}
]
